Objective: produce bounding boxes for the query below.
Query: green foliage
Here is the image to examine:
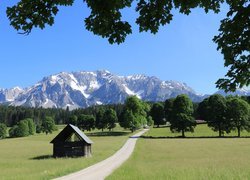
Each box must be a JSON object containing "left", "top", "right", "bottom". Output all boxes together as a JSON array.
[
  {"left": 214, "top": 1, "right": 250, "bottom": 92},
  {"left": 26, "top": 118, "right": 35, "bottom": 135},
  {"left": 146, "top": 116, "right": 154, "bottom": 126},
  {"left": 226, "top": 97, "right": 250, "bottom": 137},
  {"left": 36, "top": 124, "right": 42, "bottom": 134},
  {"left": 77, "top": 114, "right": 95, "bottom": 131},
  {"left": 119, "top": 96, "right": 149, "bottom": 132},
  {"left": 197, "top": 98, "right": 209, "bottom": 120},
  {"left": 6, "top": 0, "right": 73, "bottom": 35},
  {"left": 68, "top": 115, "right": 78, "bottom": 125},
  {"left": 203, "top": 94, "right": 229, "bottom": 137},
  {"left": 41, "top": 116, "right": 55, "bottom": 135},
  {"left": 164, "top": 98, "right": 175, "bottom": 122},
  {"left": 170, "top": 94, "right": 196, "bottom": 137},
  {"left": 150, "top": 102, "right": 165, "bottom": 127},
  {"left": 9, "top": 120, "right": 30, "bottom": 138},
  {"left": 0, "top": 123, "right": 7, "bottom": 139},
  {"left": 9, "top": 125, "right": 18, "bottom": 138},
  {"left": 95, "top": 108, "right": 106, "bottom": 131},
  {"left": 103, "top": 108, "right": 118, "bottom": 131}
]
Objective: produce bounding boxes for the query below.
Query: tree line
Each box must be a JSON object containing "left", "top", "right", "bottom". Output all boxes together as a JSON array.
[
  {"left": 161, "top": 94, "right": 250, "bottom": 137},
  {"left": 0, "top": 95, "right": 249, "bottom": 139}
]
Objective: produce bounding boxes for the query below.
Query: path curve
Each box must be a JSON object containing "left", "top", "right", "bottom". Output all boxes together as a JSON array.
[{"left": 55, "top": 129, "right": 148, "bottom": 180}]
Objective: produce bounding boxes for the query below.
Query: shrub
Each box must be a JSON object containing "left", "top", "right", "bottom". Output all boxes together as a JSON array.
[{"left": 0, "top": 123, "right": 7, "bottom": 139}]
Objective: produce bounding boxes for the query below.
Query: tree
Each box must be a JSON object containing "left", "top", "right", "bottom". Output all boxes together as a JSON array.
[
  {"left": 213, "top": 2, "right": 250, "bottom": 92},
  {"left": 9, "top": 125, "right": 18, "bottom": 138},
  {"left": 119, "top": 96, "right": 148, "bottom": 132},
  {"left": 95, "top": 108, "right": 106, "bottom": 131},
  {"left": 204, "top": 94, "right": 229, "bottom": 137},
  {"left": 41, "top": 116, "right": 55, "bottom": 135},
  {"left": 170, "top": 94, "right": 196, "bottom": 137},
  {"left": 77, "top": 114, "right": 95, "bottom": 131},
  {"left": 121, "top": 109, "right": 137, "bottom": 132},
  {"left": 150, "top": 103, "right": 165, "bottom": 127},
  {"left": 197, "top": 98, "right": 209, "bottom": 120},
  {"left": 164, "top": 98, "right": 175, "bottom": 123},
  {"left": 103, "top": 108, "right": 118, "bottom": 131},
  {"left": 146, "top": 116, "right": 154, "bottom": 126},
  {"left": 26, "top": 118, "right": 35, "bottom": 135},
  {"left": 68, "top": 115, "right": 78, "bottom": 125},
  {"left": 9, "top": 120, "right": 29, "bottom": 137},
  {"left": 5, "top": 1, "right": 249, "bottom": 91},
  {"left": 226, "top": 97, "right": 250, "bottom": 137},
  {"left": 0, "top": 123, "right": 7, "bottom": 139}
]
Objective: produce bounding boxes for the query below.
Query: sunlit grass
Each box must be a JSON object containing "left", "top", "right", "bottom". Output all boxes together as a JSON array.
[
  {"left": 107, "top": 126, "right": 250, "bottom": 180},
  {"left": 0, "top": 125, "right": 131, "bottom": 179},
  {"left": 145, "top": 124, "right": 250, "bottom": 137}
]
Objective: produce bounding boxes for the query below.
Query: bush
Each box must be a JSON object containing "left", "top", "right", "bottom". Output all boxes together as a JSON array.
[
  {"left": 42, "top": 116, "right": 56, "bottom": 134},
  {"left": 26, "top": 118, "right": 35, "bottom": 135},
  {"left": 9, "top": 120, "right": 29, "bottom": 138},
  {"left": 9, "top": 125, "right": 18, "bottom": 138},
  {"left": 36, "top": 124, "right": 42, "bottom": 134},
  {"left": 0, "top": 123, "right": 7, "bottom": 139}
]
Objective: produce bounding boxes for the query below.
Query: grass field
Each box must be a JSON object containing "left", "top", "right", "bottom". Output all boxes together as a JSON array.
[
  {"left": 107, "top": 125, "right": 250, "bottom": 180},
  {"left": 145, "top": 124, "right": 250, "bottom": 137},
  {"left": 0, "top": 125, "right": 131, "bottom": 180}
]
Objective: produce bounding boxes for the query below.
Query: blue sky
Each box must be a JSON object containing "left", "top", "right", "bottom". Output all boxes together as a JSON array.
[{"left": 0, "top": 1, "right": 229, "bottom": 94}]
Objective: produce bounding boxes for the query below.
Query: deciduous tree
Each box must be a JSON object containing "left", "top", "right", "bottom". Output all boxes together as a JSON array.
[
  {"left": 150, "top": 103, "right": 165, "bottom": 127},
  {"left": 0, "top": 123, "right": 7, "bottom": 139},
  {"left": 119, "top": 96, "right": 148, "bottom": 132},
  {"left": 170, "top": 94, "right": 196, "bottom": 137},
  {"left": 41, "top": 116, "right": 55, "bottom": 135},
  {"left": 226, "top": 97, "right": 250, "bottom": 137},
  {"left": 164, "top": 98, "right": 175, "bottom": 123},
  {"left": 103, "top": 108, "right": 118, "bottom": 131},
  {"left": 95, "top": 108, "right": 106, "bottom": 131},
  {"left": 204, "top": 94, "right": 229, "bottom": 137},
  {"left": 77, "top": 114, "right": 95, "bottom": 131}
]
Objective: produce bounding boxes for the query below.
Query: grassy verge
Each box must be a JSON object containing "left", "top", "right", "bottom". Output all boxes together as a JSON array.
[
  {"left": 0, "top": 126, "right": 131, "bottom": 180},
  {"left": 107, "top": 126, "right": 250, "bottom": 180}
]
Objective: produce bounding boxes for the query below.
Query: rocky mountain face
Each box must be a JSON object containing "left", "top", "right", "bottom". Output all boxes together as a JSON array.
[
  {"left": 0, "top": 70, "right": 248, "bottom": 109},
  {"left": 0, "top": 87, "right": 24, "bottom": 103}
]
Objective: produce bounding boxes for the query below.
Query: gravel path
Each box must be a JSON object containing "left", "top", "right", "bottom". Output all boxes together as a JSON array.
[{"left": 55, "top": 129, "right": 148, "bottom": 180}]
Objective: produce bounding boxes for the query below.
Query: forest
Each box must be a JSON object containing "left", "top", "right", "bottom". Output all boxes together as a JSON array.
[{"left": 0, "top": 95, "right": 249, "bottom": 139}]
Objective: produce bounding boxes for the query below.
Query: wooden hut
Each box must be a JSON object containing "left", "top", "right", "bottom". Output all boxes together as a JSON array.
[{"left": 50, "top": 124, "right": 93, "bottom": 157}]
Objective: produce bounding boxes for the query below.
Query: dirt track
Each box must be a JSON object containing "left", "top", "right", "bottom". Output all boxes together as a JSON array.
[{"left": 55, "top": 129, "right": 148, "bottom": 180}]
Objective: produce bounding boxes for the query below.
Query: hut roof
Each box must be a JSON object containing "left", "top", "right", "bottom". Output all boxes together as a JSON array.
[{"left": 50, "top": 124, "right": 93, "bottom": 144}]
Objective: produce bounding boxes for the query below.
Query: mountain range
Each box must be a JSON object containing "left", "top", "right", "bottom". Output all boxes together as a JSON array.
[{"left": 0, "top": 70, "right": 249, "bottom": 109}]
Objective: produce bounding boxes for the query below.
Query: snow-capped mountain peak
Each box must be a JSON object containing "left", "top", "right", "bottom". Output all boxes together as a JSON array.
[{"left": 1, "top": 70, "right": 248, "bottom": 109}]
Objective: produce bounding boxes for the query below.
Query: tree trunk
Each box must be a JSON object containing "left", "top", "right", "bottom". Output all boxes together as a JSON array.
[
  {"left": 218, "top": 123, "right": 221, "bottom": 137},
  {"left": 237, "top": 126, "right": 241, "bottom": 137},
  {"left": 102, "top": 128, "right": 103, "bottom": 132},
  {"left": 182, "top": 129, "right": 185, "bottom": 138}
]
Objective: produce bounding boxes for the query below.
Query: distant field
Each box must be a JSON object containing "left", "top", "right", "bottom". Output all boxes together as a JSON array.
[
  {"left": 107, "top": 126, "right": 250, "bottom": 180},
  {"left": 145, "top": 124, "right": 250, "bottom": 137},
  {"left": 0, "top": 126, "right": 131, "bottom": 179}
]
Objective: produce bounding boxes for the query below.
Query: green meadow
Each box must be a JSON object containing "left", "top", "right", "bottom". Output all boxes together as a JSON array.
[
  {"left": 107, "top": 125, "right": 250, "bottom": 180},
  {"left": 0, "top": 126, "right": 131, "bottom": 180},
  {"left": 145, "top": 124, "right": 250, "bottom": 137},
  {"left": 2, "top": 124, "right": 250, "bottom": 180}
]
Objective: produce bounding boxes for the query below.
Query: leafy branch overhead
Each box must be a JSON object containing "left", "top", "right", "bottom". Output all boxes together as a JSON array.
[{"left": 6, "top": 0, "right": 250, "bottom": 91}]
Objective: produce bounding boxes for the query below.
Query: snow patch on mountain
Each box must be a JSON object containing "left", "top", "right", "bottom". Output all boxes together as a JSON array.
[{"left": 2, "top": 70, "right": 248, "bottom": 109}]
